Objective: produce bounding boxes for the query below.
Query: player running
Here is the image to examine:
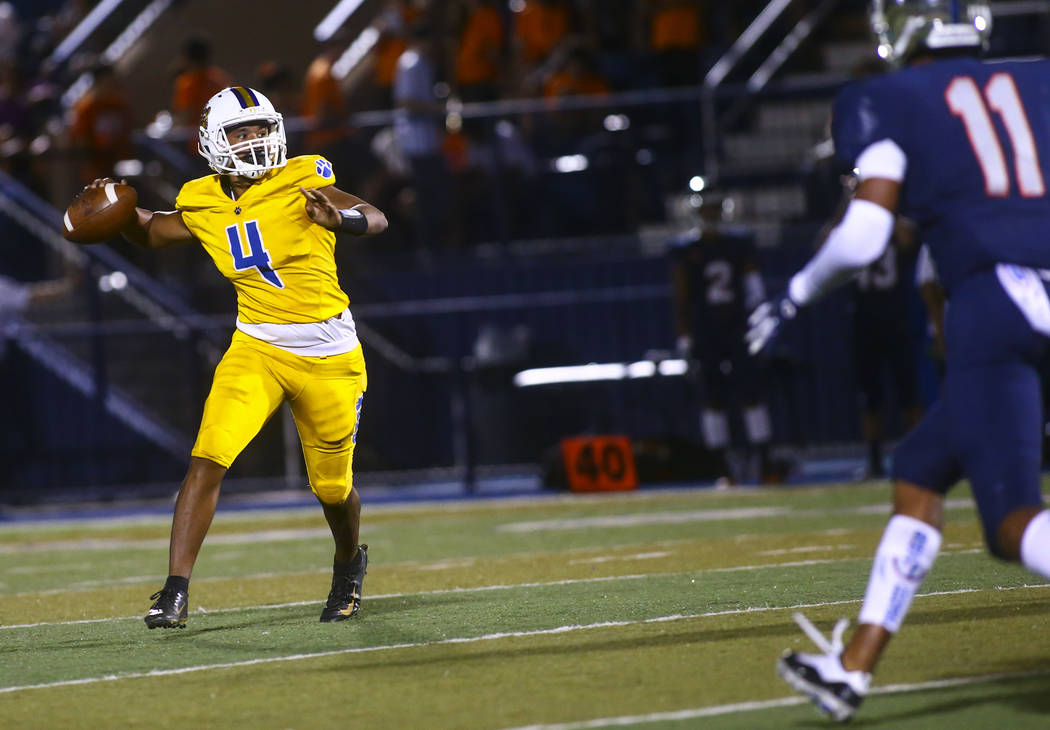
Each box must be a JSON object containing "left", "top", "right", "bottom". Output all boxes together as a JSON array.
[
  {"left": 746, "top": 1, "right": 1050, "bottom": 721},
  {"left": 84, "top": 85, "right": 387, "bottom": 628}
]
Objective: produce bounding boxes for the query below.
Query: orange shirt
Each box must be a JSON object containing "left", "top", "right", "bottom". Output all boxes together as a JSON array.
[
  {"left": 455, "top": 6, "right": 503, "bottom": 86},
  {"left": 71, "top": 88, "right": 134, "bottom": 181},
  {"left": 515, "top": 2, "right": 569, "bottom": 64},
  {"left": 374, "top": 5, "right": 422, "bottom": 88},
  {"left": 651, "top": 5, "right": 703, "bottom": 51},
  {"left": 302, "top": 55, "right": 345, "bottom": 148},
  {"left": 375, "top": 37, "right": 408, "bottom": 88},
  {"left": 172, "top": 66, "right": 231, "bottom": 121},
  {"left": 543, "top": 70, "right": 609, "bottom": 98}
]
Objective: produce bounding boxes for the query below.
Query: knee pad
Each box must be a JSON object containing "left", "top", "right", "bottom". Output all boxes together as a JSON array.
[{"left": 313, "top": 479, "right": 353, "bottom": 505}]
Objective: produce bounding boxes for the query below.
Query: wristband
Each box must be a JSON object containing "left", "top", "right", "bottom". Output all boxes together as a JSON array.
[{"left": 338, "top": 207, "right": 368, "bottom": 234}]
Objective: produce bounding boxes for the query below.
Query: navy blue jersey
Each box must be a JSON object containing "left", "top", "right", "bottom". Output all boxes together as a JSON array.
[
  {"left": 669, "top": 227, "right": 758, "bottom": 331},
  {"left": 852, "top": 242, "right": 915, "bottom": 325},
  {"left": 833, "top": 57, "right": 1050, "bottom": 293}
]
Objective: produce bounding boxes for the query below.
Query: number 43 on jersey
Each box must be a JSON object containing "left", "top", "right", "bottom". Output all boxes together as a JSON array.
[{"left": 225, "top": 220, "right": 285, "bottom": 288}]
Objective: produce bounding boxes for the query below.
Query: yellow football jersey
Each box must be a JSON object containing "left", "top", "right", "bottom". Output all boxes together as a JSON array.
[{"left": 176, "top": 155, "right": 349, "bottom": 324}]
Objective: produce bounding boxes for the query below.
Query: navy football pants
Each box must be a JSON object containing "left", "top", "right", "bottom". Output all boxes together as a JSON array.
[{"left": 893, "top": 269, "right": 1048, "bottom": 556}]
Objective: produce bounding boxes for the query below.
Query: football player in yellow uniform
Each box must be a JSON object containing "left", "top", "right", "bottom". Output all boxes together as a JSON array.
[{"left": 86, "top": 86, "right": 388, "bottom": 628}]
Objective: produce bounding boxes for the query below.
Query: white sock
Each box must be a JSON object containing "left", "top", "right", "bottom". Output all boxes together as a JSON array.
[
  {"left": 701, "top": 409, "right": 730, "bottom": 450},
  {"left": 857, "top": 514, "right": 942, "bottom": 633},
  {"left": 744, "top": 404, "right": 771, "bottom": 444},
  {"left": 1020, "top": 509, "right": 1050, "bottom": 579}
]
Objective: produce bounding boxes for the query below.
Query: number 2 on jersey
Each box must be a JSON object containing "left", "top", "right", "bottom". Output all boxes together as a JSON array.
[
  {"left": 946, "top": 72, "right": 1046, "bottom": 197},
  {"left": 225, "top": 220, "right": 285, "bottom": 288}
]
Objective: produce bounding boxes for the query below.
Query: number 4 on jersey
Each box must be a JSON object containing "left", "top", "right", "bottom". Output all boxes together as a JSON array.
[
  {"left": 225, "top": 220, "right": 285, "bottom": 288},
  {"left": 947, "top": 72, "right": 1046, "bottom": 197}
]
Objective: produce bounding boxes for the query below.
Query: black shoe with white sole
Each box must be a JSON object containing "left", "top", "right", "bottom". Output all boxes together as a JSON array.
[{"left": 775, "top": 613, "right": 870, "bottom": 722}]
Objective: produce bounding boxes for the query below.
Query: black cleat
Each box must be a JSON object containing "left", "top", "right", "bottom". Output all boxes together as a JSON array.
[
  {"left": 777, "top": 651, "right": 866, "bottom": 722},
  {"left": 144, "top": 587, "right": 188, "bottom": 629},
  {"left": 320, "top": 544, "right": 368, "bottom": 622},
  {"left": 776, "top": 613, "right": 870, "bottom": 723}
]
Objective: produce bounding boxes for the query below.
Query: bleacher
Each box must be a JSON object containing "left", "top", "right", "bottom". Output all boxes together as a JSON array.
[{"left": 1, "top": 0, "right": 1046, "bottom": 498}]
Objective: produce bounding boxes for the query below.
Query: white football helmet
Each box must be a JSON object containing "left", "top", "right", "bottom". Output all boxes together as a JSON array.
[
  {"left": 198, "top": 86, "right": 287, "bottom": 179},
  {"left": 870, "top": 0, "right": 992, "bottom": 66}
]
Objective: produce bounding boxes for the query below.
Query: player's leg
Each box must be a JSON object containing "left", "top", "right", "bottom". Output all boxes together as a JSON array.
[
  {"left": 855, "top": 328, "right": 886, "bottom": 478},
  {"left": 732, "top": 344, "right": 773, "bottom": 481},
  {"left": 145, "top": 334, "right": 284, "bottom": 628},
  {"left": 950, "top": 357, "right": 1048, "bottom": 575},
  {"left": 840, "top": 479, "right": 946, "bottom": 672},
  {"left": 888, "top": 324, "right": 923, "bottom": 432},
  {"left": 943, "top": 271, "right": 1049, "bottom": 576},
  {"left": 777, "top": 399, "right": 958, "bottom": 719},
  {"left": 289, "top": 345, "right": 369, "bottom": 621},
  {"left": 167, "top": 456, "right": 228, "bottom": 578},
  {"left": 697, "top": 344, "right": 733, "bottom": 482}
]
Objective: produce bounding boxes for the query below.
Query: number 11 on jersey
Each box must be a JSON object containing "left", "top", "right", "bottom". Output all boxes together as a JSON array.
[
  {"left": 947, "top": 72, "right": 1046, "bottom": 197},
  {"left": 225, "top": 220, "right": 285, "bottom": 288}
]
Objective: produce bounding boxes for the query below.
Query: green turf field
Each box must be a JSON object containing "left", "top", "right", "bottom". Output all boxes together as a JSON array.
[{"left": 2, "top": 482, "right": 1049, "bottom": 728}]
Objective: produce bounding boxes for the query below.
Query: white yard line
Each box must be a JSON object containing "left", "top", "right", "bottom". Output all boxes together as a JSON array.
[
  {"left": 568, "top": 552, "right": 672, "bottom": 565},
  {"left": 2, "top": 585, "right": 1047, "bottom": 695},
  {"left": 497, "top": 498, "right": 977, "bottom": 533},
  {"left": 0, "top": 547, "right": 1001, "bottom": 625},
  {"left": 500, "top": 669, "right": 1050, "bottom": 729},
  {"left": 0, "top": 528, "right": 332, "bottom": 555},
  {"left": 0, "top": 497, "right": 979, "bottom": 552}
]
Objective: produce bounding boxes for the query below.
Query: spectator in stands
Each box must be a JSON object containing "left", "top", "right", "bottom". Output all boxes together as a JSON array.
[
  {"left": 0, "top": 262, "right": 79, "bottom": 482},
  {"left": 578, "top": 0, "right": 642, "bottom": 90},
  {"left": 644, "top": 0, "right": 706, "bottom": 87},
  {"left": 69, "top": 63, "right": 133, "bottom": 184},
  {"left": 171, "top": 35, "right": 230, "bottom": 128},
  {"left": 0, "top": 263, "right": 79, "bottom": 350},
  {"left": 542, "top": 45, "right": 609, "bottom": 98},
  {"left": 371, "top": 0, "right": 422, "bottom": 111},
  {"left": 512, "top": 0, "right": 574, "bottom": 83},
  {"left": 301, "top": 40, "right": 347, "bottom": 154},
  {"left": 256, "top": 61, "right": 296, "bottom": 118},
  {"left": 670, "top": 192, "right": 775, "bottom": 483},
  {"left": 0, "top": 2, "right": 18, "bottom": 64},
  {"left": 394, "top": 21, "right": 450, "bottom": 249},
  {"left": 454, "top": 0, "right": 504, "bottom": 104},
  {"left": 850, "top": 220, "right": 922, "bottom": 479},
  {"left": 0, "top": 61, "right": 28, "bottom": 150}
]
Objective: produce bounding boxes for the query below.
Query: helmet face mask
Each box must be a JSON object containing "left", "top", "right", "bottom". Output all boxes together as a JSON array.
[
  {"left": 870, "top": 0, "right": 992, "bottom": 66},
  {"left": 198, "top": 86, "right": 287, "bottom": 179}
]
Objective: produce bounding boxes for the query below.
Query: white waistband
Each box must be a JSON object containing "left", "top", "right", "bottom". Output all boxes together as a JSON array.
[{"left": 236, "top": 308, "right": 360, "bottom": 356}]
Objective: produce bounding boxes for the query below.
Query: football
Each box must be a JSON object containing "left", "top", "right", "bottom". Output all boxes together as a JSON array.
[{"left": 62, "top": 182, "right": 138, "bottom": 244}]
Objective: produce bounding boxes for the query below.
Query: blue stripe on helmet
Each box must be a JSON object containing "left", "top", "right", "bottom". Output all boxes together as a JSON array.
[{"left": 230, "top": 86, "right": 255, "bottom": 108}]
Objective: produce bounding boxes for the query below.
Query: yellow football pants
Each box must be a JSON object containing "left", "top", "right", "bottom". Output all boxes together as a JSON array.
[{"left": 191, "top": 330, "right": 367, "bottom": 504}]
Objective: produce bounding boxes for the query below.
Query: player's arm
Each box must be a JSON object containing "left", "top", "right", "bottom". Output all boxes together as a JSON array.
[
  {"left": 669, "top": 258, "right": 693, "bottom": 356},
  {"left": 915, "top": 244, "right": 946, "bottom": 361},
  {"left": 746, "top": 140, "right": 903, "bottom": 356},
  {"left": 786, "top": 174, "right": 900, "bottom": 304},
  {"left": 298, "top": 185, "right": 389, "bottom": 235},
  {"left": 739, "top": 242, "right": 767, "bottom": 312},
  {"left": 81, "top": 178, "right": 196, "bottom": 248},
  {"left": 120, "top": 208, "right": 197, "bottom": 249}
]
